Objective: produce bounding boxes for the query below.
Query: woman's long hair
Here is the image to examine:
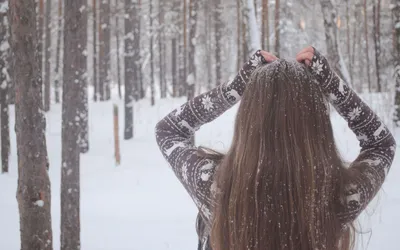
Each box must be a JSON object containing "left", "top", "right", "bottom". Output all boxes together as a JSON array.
[{"left": 209, "top": 60, "right": 355, "bottom": 250}]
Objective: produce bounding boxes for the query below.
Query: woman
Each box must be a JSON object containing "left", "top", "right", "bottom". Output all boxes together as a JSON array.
[{"left": 155, "top": 47, "right": 396, "bottom": 250}]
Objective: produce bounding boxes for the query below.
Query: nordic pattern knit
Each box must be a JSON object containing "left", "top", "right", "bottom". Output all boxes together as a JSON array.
[{"left": 155, "top": 49, "right": 396, "bottom": 249}]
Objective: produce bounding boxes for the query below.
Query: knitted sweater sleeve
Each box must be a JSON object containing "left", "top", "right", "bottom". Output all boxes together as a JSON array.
[
  {"left": 155, "top": 51, "right": 267, "bottom": 221},
  {"left": 310, "top": 48, "right": 397, "bottom": 224}
]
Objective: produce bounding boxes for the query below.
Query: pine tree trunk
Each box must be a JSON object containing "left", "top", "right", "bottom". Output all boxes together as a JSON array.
[
  {"left": 124, "top": 0, "right": 136, "bottom": 140},
  {"left": 363, "top": 0, "right": 372, "bottom": 92},
  {"left": 43, "top": 0, "right": 51, "bottom": 111},
  {"left": 10, "top": 0, "right": 53, "bottom": 247},
  {"left": 159, "top": 0, "right": 166, "bottom": 98},
  {"left": 215, "top": 0, "right": 222, "bottom": 87},
  {"left": 187, "top": 0, "right": 198, "bottom": 101},
  {"left": 346, "top": 0, "right": 352, "bottom": 83},
  {"left": 172, "top": 38, "right": 178, "bottom": 97},
  {"left": 38, "top": 0, "right": 44, "bottom": 106},
  {"left": 99, "top": 0, "right": 111, "bottom": 101},
  {"left": 274, "top": 0, "right": 280, "bottom": 57},
  {"left": 237, "top": 0, "right": 242, "bottom": 71},
  {"left": 373, "top": 0, "right": 382, "bottom": 92},
  {"left": 319, "top": 0, "right": 350, "bottom": 84},
  {"left": 93, "top": 0, "right": 98, "bottom": 101},
  {"left": 393, "top": 0, "right": 400, "bottom": 126},
  {"left": 116, "top": 8, "right": 122, "bottom": 99},
  {"left": 79, "top": 6, "right": 89, "bottom": 154},
  {"left": 150, "top": 0, "right": 155, "bottom": 106},
  {"left": 135, "top": 0, "right": 143, "bottom": 100},
  {"left": 54, "top": 0, "right": 62, "bottom": 103},
  {"left": 0, "top": 3, "right": 9, "bottom": 173},
  {"left": 262, "top": 0, "right": 270, "bottom": 50},
  {"left": 61, "top": 0, "right": 87, "bottom": 248}
]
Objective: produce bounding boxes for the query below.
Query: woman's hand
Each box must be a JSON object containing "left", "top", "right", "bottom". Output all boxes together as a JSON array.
[
  {"left": 296, "top": 46, "right": 331, "bottom": 83},
  {"left": 260, "top": 51, "right": 278, "bottom": 63}
]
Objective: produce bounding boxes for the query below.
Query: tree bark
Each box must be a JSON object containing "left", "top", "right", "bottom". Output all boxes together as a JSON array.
[
  {"left": 215, "top": 0, "right": 222, "bottom": 87},
  {"left": 373, "top": 0, "right": 382, "bottom": 92},
  {"left": 99, "top": 0, "right": 111, "bottom": 100},
  {"left": 43, "top": 0, "right": 51, "bottom": 111},
  {"left": 393, "top": 0, "right": 400, "bottom": 126},
  {"left": 187, "top": 0, "right": 198, "bottom": 101},
  {"left": 274, "top": 0, "right": 280, "bottom": 57},
  {"left": 363, "top": 0, "right": 372, "bottom": 92},
  {"left": 262, "top": 0, "right": 270, "bottom": 50},
  {"left": 150, "top": 0, "right": 155, "bottom": 105},
  {"left": 116, "top": 5, "right": 122, "bottom": 99},
  {"left": 0, "top": 2, "right": 9, "bottom": 173},
  {"left": 61, "top": 0, "right": 87, "bottom": 248},
  {"left": 237, "top": 0, "right": 242, "bottom": 71},
  {"left": 54, "top": 0, "right": 62, "bottom": 103},
  {"left": 124, "top": 0, "right": 136, "bottom": 140},
  {"left": 319, "top": 0, "right": 350, "bottom": 85},
  {"left": 346, "top": 0, "right": 352, "bottom": 83},
  {"left": 38, "top": 0, "right": 44, "bottom": 106},
  {"left": 172, "top": 38, "right": 178, "bottom": 96},
  {"left": 10, "top": 0, "right": 53, "bottom": 248},
  {"left": 93, "top": 0, "right": 98, "bottom": 101},
  {"left": 159, "top": 0, "right": 166, "bottom": 98}
]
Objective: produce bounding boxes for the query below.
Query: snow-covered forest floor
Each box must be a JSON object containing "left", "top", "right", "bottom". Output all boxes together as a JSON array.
[{"left": 0, "top": 90, "right": 399, "bottom": 250}]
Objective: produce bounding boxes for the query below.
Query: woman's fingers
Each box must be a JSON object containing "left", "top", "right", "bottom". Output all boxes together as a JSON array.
[
  {"left": 297, "top": 46, "right": 314, "bottom": 56},
  {"left": 296, "top": 51, "right": 314, "bottom": 66},
  {"left": 260, "top": 51, "right": 278, "bottom": 63}
]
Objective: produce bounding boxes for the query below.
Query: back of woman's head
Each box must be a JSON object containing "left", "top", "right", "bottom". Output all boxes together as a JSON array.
[{"left": 210, "top": 60, "right": 354, "bottom": 250}]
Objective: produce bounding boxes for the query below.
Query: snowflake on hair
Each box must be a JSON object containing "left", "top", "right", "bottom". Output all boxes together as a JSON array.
[
  {"left": 348, "top": 107, "right": 362, "bottom": 121},
  {"left": 312, "top": 59, "right": 324, "bottom": 75},
  {"left": 201, "top": 95, "right": 214, "bottom": 111}
]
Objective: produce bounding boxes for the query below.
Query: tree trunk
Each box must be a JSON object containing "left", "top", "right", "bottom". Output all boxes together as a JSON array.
[
  {"left": 187, "top": 0, "right": 198, "bottom": 101},
  {"left": 319, "top": 0, "right": 350, "bottom": 85},
  {"left": 159, "top": 0, "right": 166, "bottom": 98},
  {"left": 363, "top": 0, "right": 372, "bottom": 92},
  {"left": 393, "top": 0, "right": 400, "bottom": 126},
  {"left": 99, "top": 0, "right": 111, "bottom": 101},
  {"left": 79, "top": 4, "right": 89, "bottom": 154},
  {"left": 93, "top": 0, "right": 98, "bottom": 101},
  {"left": 172, "top": 38, "right": 178, "bottom": 97},
  {"left": 38, "top": 0, "right": 44, "bottom": 106},
  {"left": 124, "top": 0, "right": 136, "bottom": 140},
  {"left": 135, "top": 0, "right": 143, "bottom": 100},
  {"left": 373, "top": 0, "right": 382, "bottom": 92},
  {"left": 0, "top": 3, "right": 9, "bottom": 173},
  {"left": 116, "top": 6, "right": 122, "bottom": 99},
  {"left": 274, "top": 0, "right": 280, "bottom": 57},
  {"left": 10, "top": 0, "right": 53, "bottom": 247},
  {"left": 43, "top": 0, "right": 51, "bottom": 111},
  {"left": 61, "top": 0, "right": 87, "bottom": 248},
  {"left": 150, "top": 0, "right": 155, "bottom": 105},
  {"left": 262, "top": 0, "right": 270, "bottom": 50},
  {"left": 346, "top": 0, "right": 352, "bottom": 83},
  {"left": 215, "top": 0, "right": 222, "bottom": 87},
  {"left": 237, "top": 0, "right": 241, "bottom": 71},
  {"left": 54, "top": 0, "right": 62, "bottom": 103}
]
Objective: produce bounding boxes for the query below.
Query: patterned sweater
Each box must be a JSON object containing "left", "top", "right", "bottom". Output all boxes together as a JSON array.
[{"left": 155, "top": 50, "right": 396, "bottom": 249}]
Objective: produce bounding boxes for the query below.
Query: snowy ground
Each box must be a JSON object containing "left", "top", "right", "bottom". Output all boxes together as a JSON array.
[{"left": 0, "top": 93, "right": 399, "bottom": 250}]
